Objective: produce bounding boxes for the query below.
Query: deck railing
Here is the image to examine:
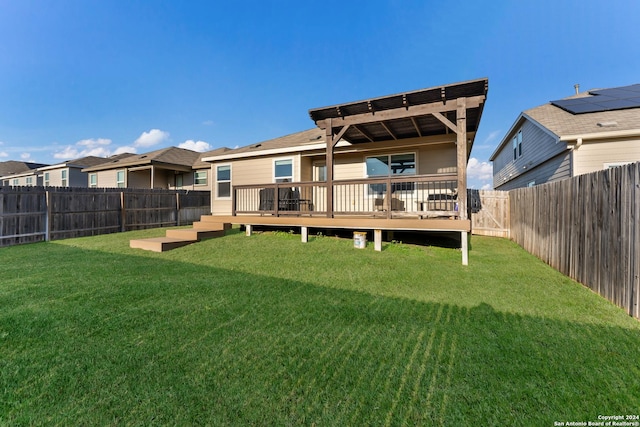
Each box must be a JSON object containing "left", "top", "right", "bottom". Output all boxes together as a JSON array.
[{"left": 232, "top": 174, "right": 458, "bottom": 219}]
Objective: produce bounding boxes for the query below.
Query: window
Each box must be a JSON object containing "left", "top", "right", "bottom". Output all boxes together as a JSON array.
[
  {"left": 116, "top": 170, "right": 125, "bottom": 188},
  {"left": 12, "top": 178, "right": 19, "bottom": 186},
  {"left": 527, "top": 180, "right": 536, "bottom": 187},
  {"left": 513, "top": 130, "right": 523, "bottom": 160},
  {"left": 26, "top": 177, "right": 33, "bottom": 186},
  {"left": 61, "top": 170, "right": 68, "bottom": 187},
  {"left": 44, "top": 172, "right": 50, "bottom": 186},
  {"left": 194, "top": 170, "right": 207, "bottom": 186},
  {"left": 89, "top": 173, "right": 97, "bottom": 188},
  {"left": 604, "top": 162, "right": 631, "bottom": 169},
  {"left": 175, "top": 174, "right": 183, "bottom": 189},
  {"left": 216, "top": 165, "right": 231, "bottom": 198},
  {"left": 365, "top": 153, "right": 416, "bottom": 194},
  {"left": 314, "top": 162, "right": 326, "bottom": 181},
  {"left": 274, "top": 159, "right": 293, "bottom": 182}
]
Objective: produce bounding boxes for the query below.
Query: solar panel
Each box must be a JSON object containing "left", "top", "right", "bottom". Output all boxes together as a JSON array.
[{"left": 551, "top": 83, "right": 640, "bottom": 114}]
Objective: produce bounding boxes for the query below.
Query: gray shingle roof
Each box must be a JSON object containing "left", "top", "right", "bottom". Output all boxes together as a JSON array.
[
  {"left": 82, "top": 147, "right": 202, "bottom": 172},
  {"left": 0, "top": 161, "right": 48, "bottom": 177},
  {"left": 203, "top": 128, "right": 325, "bottom": 161},
  {"left": 525, "top": 96, "right": 640, "bottom": 137}
]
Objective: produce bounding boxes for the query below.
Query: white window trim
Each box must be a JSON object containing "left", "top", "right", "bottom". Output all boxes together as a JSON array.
[
  {"left": 61, "top": 169, "right": 68, "bottom": 187},
  {"left": 513, "top": 130, "right": 523, "bottom": 161},
  {"left": 215, "top": 164, "right": 232, "bottom": 199},
  {"left": 89, "top": 173, "right": 98, "bottom": 188},
  {"left": 194, "top": 170, "right": 208, "bottom": 186},
  {"left": 116, "top": 169, "right": 126, "bottom": 188},
  {"left": 364, "top": 152, "right": 417, "bottom": 197},
  {"left": 44, "top": 172, "right": 50, "bottom": 186},
  {"left": 273, "top": 157, "right": 294, "bottom": 183}
]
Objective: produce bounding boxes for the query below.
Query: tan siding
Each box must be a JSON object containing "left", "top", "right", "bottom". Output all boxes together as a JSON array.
[
  {"left": 573, "top": 138, "right": 640, "bottom": 176},
  {"left": 47, "top": 170, "right": 64, "bottom": 187},
  {"left": 417, "top": 144, "right": 457, "bottom": 174},
  {"left": 96, "top": 169, "right": 120, "bottom": 188}
]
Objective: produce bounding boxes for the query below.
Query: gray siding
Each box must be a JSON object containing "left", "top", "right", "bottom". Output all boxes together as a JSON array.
[
  {"left": 495, "top": 151, "right": 571, "bottom": 190},
  {"left": 493, "top": 118, "right": 568, "bottom": 189}
]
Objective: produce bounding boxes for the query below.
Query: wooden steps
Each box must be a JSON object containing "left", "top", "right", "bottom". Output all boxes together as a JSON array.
[{"left": 130, "top": 220, "right": 231, "bottom": 252}]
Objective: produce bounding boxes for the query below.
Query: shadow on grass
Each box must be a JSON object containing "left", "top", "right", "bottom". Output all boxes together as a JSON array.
[{"left": 1, "top": 240, "right": 639, "bottom": 426}]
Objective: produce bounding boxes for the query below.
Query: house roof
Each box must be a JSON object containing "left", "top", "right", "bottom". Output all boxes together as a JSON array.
[
  {"left": 524, "top": 98, "right": 640, "bottom": 138},
  {"left": 202, "top": 128, "right": 327, "bottom": 162},
  {"left": 38, "top": 155, "right": 124, "bottom": 171},
  {"left": 82, "top": 147, "right": 201, "bottom": 172},
  {"left": 490, "top": 83, "right": 640, "bottom": 160},
  {"left": 0, "top": 160, "right": 49, "bottom": 177},
  {"left": 308, "top": 78, "right": 488, "bottom": 144},
  {"left": 192, "top": 147, "right": 232, "bottom": 168}
]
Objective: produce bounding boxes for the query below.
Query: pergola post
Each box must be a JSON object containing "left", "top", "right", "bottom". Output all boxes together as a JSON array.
[
  {"left": 326, "top": 119, "right": 334, "bottom": 218},
  {"left": 456, "top": 97, "right": 469, "bottom": 266}
]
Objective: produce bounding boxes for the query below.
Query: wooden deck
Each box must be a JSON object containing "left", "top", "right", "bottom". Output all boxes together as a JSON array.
[{"left": 201, "top": 215, "right": 471, "bottom": 232}]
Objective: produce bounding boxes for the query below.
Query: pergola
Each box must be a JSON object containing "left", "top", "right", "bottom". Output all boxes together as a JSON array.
[{"left": 308, "top": 77, "right": 488, "bottom": 222}]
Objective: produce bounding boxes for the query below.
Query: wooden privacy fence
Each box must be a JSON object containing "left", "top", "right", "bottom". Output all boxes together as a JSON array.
[
  {"left": 0, "top": 187, "right": 210, "bottom": 247},
  {"left": 509, "top": 162, "right": 640, "bottom": 319}
]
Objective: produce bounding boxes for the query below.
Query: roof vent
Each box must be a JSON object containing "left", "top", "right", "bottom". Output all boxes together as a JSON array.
[
  {"left": 574, "top": 84, "right": 580, "bottom": 95},
  {"left": 252, "top": 144, "right": 262, "bottom": 149},
  {"left": 597, "top": 121, "right": 618, "bottom": 127},
  {"left": 309, "top": 135, "right": 322, "bottom": 141}
]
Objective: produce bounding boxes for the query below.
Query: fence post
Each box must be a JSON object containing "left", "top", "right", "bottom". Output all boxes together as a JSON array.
[
  {"left": 176, "top": 192, "right": 180, "bottom": 226},
  {"left": 45, "top": 190, "right": 51, "bottom": 241},
  {"left": 120, "top": 191, "right": 126, "bottom": 232}
]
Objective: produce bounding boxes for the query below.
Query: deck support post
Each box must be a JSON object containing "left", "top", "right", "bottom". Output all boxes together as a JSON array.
[
  {"left": 326, "top": 119, "right": 334, "bottom": 218},
  {"left": 245, "top": 224, "right": 253, "bottom": 236},
  {"left": 461, "top": 231, "right": 468, "bottom": 266},
  {"left": 374, "top": 229, "right": 382, "bottom": 252},
  {"left": 301, "top": 226, "right": 308, "bottom": 243}
]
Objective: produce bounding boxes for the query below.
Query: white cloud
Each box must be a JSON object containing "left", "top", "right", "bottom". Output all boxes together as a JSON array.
[
  {"left": 134, "top": 129, "right": 170, "bottom": 147},
  {"left": 53, "top": 146, "right": 80, "bottom": 159},
  {"left": 77, "top": 138, "right": 111, "bottom": 147},
  {"left": 0, "top": 151, "right": 8, "bottom": 158},
  {"left": 202, "top": 120, "right": 214, "bottom": 126},
  {"left": 113, "top": 146, "right": 137, "bottom": 155},
  {"left": 481, "top": 183, "right": 493, "bottom": 190},
  {"left": 53, "top": 138, "right": 115, "bottom": 160},
  {"left": 20, "top": 153, "right": 31, "bottom": 160},
  {"left": 178, "top": 140, "right": 211, "bottom": 152},
  {"left": 483, "top": 130, "right": 502, "bottom": 144},
  {"left": 467, "top": 157, "right": 493, "bottom": 181}
]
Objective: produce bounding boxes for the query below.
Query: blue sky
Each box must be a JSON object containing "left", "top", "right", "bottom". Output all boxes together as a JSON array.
[{"left": 1, "top": 0, "right": 638, "bottom": 189}]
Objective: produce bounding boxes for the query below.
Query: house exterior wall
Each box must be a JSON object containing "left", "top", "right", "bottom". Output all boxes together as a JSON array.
[
  {"left": 209, "top": 135, "right": 458, "bottom": 215},
  {"left": 495, "top": 151, "right": 571, "bottom": 191},
  {"left": 493, "top": 118, "right": 569, "bottom": 190},
  {"left": 92, "top": 169, "right": 122, "bottom": 188},
  {"left": 572, "top": 137, "right": 640, "bottom": 176}
]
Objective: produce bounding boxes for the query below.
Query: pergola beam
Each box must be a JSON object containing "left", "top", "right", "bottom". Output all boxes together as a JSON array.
[
  {"left": 432, "top": 112, "right": 458, "bottom": 134},
  {"left": 353, "top": 125, "right": 375, "bottom": 143},
  {"left": 314, "top": 94, "right": 485, "bottom": 129},
  {"left": 379, "top": 121, "right": 398, "bottom": 140},
  {"left": 410, "top": 117, "right": 423, "bottom": 137}
]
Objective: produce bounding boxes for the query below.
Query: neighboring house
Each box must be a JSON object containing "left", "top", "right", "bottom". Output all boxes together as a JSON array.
[
  {"left": 0, "top": 161, "right": 49, "bottom": 186},
  {"left": 82, "top": 147, "right": 212, "bottom": 189},
  {"left": 191, "top": 147, "right": 231, "bottom": 192},
  {"left": 490, "top": 83, "right": 640, "bottom": 190},
  {"left": 38, "top": 156, "right": 126, "bottom": 187}
]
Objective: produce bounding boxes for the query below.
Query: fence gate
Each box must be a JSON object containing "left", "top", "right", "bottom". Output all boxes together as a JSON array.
[{"left": 471, "top": 190, "right": 510, "bottom": 238}]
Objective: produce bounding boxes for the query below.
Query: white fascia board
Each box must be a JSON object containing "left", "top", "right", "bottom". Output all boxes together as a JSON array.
[
  {"left": 201, "top": 140, "right": 350, "bottom": 163},
  {"left": 559, "top": 128, "right": 640, "bottom": 142}
]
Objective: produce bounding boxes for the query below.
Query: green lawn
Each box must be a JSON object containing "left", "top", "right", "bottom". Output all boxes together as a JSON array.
[{"left": 1, "top": 227, "right": 639, "bottom": 426}]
